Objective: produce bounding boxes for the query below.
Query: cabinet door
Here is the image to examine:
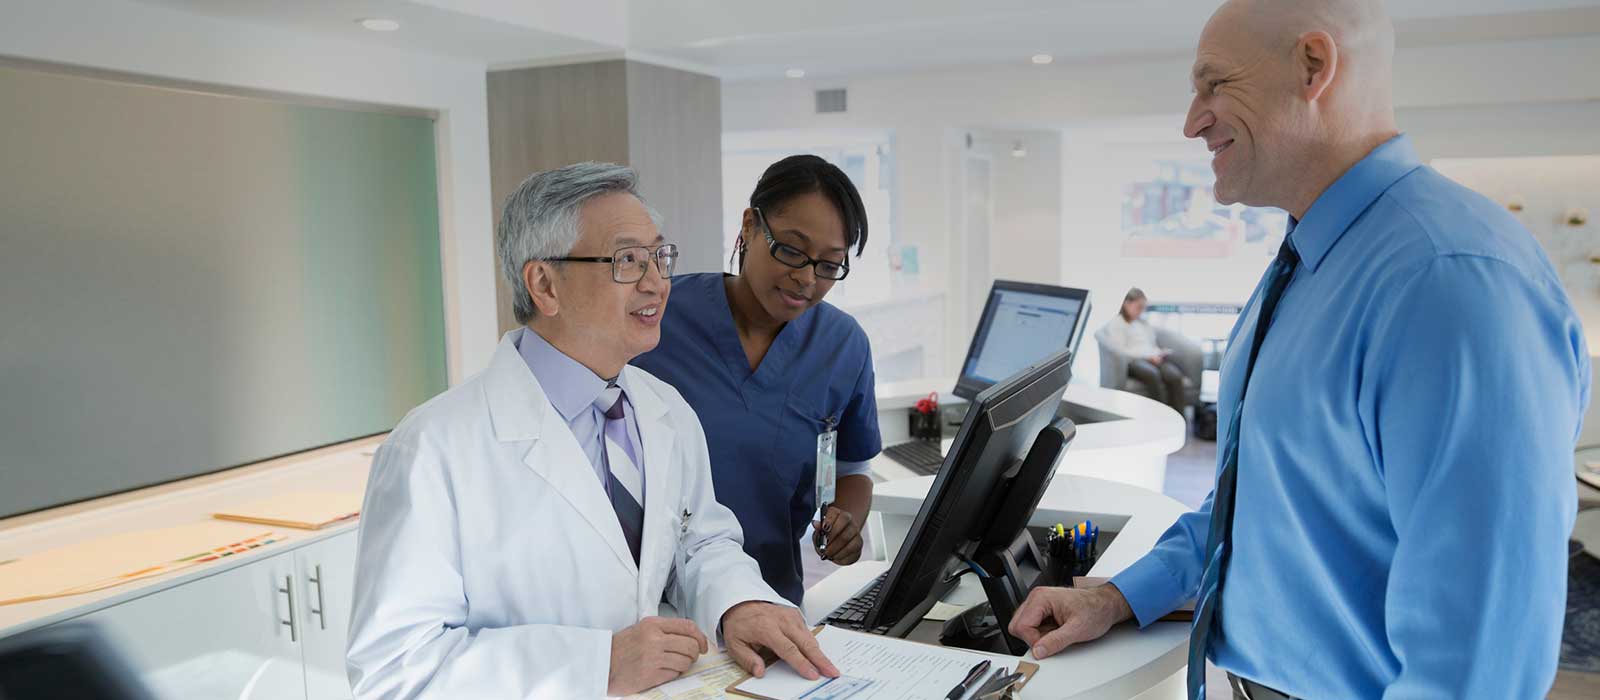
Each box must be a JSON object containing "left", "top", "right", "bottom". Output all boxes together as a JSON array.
[
  {"left": 76, "top": 552, "right": 309, "bottom": 700},
  {"left": 295, "top": 532, "right": 358, "bottom": 700}
]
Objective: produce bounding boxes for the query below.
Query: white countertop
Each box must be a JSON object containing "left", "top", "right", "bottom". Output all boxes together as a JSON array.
[
  {"left": 872, "top": 377, "right": 1187, "bottom": 489},
  {"left": 0, "top": 437, "right": 380, "bottom": 638},
  {"left": 805, "top": 474, "right": 1193, "bottom": 700},
  {"left": 877, "top": 377, "right": 1186, "bottom": 455}
]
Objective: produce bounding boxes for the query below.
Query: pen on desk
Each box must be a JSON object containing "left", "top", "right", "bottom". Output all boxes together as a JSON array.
[{"left": 946, "top": 659, "right": 990, "bottom": 700}]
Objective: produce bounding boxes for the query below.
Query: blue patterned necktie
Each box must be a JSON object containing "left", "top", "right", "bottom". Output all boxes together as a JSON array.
[{"left": 1187, "top": 239, "right": 1299, "bottom": 700}]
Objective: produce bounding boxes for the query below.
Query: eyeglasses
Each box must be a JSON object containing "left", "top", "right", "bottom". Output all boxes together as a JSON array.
[
  {"left": 755, "top": 208, "right": 850, "bottom": 281},
  {"left": 549, "top": 243, "right": 679, "bottom": 283}
]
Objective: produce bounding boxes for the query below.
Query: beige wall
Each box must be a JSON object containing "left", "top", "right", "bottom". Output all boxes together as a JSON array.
[{"left": 487, "top": 59, "right": 722, "bottom": 334}]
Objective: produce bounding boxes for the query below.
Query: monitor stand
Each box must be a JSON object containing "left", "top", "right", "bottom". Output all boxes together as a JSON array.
[
  {"left": 940, "top": 530, "right": 1043, "bottom": 655},
  {"left": 943, "top": 419, "right": 1069, "bottom": 656}
]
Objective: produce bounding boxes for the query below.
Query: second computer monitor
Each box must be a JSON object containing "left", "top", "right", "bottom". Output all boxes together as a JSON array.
[{"left": 955, "top": 281, "right": 1090, "bottom": 400}]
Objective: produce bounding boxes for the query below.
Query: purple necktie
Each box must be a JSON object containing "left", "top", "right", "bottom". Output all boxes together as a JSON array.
[{"left": 596, "top": 387, "right": 643, "bottom": 564}]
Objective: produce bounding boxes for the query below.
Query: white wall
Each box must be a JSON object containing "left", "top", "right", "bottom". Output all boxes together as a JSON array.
[
  {"left": 2, "top": 0, "right": 498, "bottom": 384},
  {"left": 1432, "top": 156, "right": 1600, "bottom": 340},
  {"left": 724, "top": 35, "right": 1600, "bottom": 381}
]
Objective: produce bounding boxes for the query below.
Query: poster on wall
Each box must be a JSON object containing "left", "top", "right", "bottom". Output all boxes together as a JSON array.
[{"left": 1120, "top": 160, "right": 1289, "bottom": 258}]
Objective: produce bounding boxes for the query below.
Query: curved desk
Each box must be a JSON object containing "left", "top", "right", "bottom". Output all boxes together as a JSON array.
[
  {"left": 874, "top": 378, "right": 1187, "bottom": 492},
  {"left": 805, "top": 474, "right": 1192, "bottom": 700}
]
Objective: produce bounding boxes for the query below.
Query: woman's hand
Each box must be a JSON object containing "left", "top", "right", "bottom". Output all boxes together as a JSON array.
[{"left": 813, "top": 506, "right": 864, "bottom": 564}]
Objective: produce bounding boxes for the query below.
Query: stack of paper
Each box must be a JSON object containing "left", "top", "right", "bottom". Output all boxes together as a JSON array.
[{"left": 729, "top": 626, "right": 1036, "bottom": 700}]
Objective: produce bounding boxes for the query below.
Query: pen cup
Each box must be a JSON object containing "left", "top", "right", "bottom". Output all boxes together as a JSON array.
[{"left": 909, "top": 410, "right": 941, "bottom": 441}]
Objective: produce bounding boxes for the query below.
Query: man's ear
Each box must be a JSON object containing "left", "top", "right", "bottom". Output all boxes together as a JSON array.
[
  {"left": 1296, "top": 31, "right": 1338, "bottom": 104},
  {"left": 524, "top": 260, "right": 560, "bottom": 318}
]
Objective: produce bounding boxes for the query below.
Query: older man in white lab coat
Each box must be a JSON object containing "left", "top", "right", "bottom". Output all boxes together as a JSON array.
[{"left": 346, "top": 162, "right": 837, "bottom": 699}]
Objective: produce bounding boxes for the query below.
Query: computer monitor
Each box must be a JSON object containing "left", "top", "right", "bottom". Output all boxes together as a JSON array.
[
  {"left": 861, "top": 348, "right": 1075, "bottom": 649},
  {"left": 955, "top": 281, "right": 1090, "bottom": 400}
]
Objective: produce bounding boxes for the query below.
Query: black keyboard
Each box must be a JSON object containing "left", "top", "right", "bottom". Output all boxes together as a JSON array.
[
  {"left": 882, "top": 440, "right": 944, "bottom": 476},
  {"left": 822, "top": 572, "right": 892, "bottom": 635}
]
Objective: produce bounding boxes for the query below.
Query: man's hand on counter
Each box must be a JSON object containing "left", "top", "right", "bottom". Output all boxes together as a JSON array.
[{"left": 1008, "top": 583, "right": 1135, "bottom": 659}]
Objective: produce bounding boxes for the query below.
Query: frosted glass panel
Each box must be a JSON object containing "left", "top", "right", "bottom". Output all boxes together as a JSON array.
[{"left": 0, "top": 62, "right": 447, "bottom": 518}]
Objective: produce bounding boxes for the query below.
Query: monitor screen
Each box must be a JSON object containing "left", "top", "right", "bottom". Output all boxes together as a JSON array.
[{"left": 956, "top": 281, "right": 1089, "bottom": 399}]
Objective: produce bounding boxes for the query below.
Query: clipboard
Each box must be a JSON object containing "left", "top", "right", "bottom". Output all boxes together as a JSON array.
[
  {"left": 212, "top": 491, "right": 362, "bottom": 530},
  {"left": 725, "top": 625, "right": 1039, "bottom": 700}
]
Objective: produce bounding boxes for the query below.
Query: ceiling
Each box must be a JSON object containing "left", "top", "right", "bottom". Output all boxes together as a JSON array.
[{"left": 136, "top": 0, "right": 1600, "bottom": 80}]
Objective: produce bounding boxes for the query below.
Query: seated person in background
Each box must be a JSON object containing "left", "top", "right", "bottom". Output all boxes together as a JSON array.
[
  {"left": 346, "top": 162, "right": 835, "bottom": 699},
  {"left": 1099, "top": 287, "right": 1187, "bottom": 413}
]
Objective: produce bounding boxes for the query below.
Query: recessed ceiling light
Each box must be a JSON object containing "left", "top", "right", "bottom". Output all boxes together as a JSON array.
[
  {"left": 358, "top": 18, "right": 400, "bottom": 32},
  {"left": 1011, "top": 141, "right": 1028, "bottom": 158},
  {"left": 1031, "top": 54, "right": 1054, "bottom": 65},
  {"left": 785, "top": 68, "right": 806, "bottom": 79}
]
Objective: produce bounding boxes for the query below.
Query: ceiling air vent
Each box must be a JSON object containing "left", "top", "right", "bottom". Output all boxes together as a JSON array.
[{"left": 815, "top": 88, "right": 847, "bottom": 114}]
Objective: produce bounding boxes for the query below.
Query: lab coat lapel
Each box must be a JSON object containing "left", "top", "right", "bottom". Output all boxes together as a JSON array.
[
  {"left": 484, "top": 332, "right": 639, "bottom": 576},
  {"left": 619, "top": 368, "right": 676, "bottom": 603}
]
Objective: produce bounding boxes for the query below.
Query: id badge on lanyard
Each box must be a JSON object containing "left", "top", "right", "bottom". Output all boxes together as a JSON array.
[{"left": 815, "top": 416, "right": 838, "bottom": 515}]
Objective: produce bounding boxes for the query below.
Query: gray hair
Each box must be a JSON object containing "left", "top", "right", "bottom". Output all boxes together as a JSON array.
[{"left": 496, "top": 162, "right": 660, "bottom": 324}]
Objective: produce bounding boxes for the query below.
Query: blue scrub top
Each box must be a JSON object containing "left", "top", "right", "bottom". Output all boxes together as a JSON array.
[{"left": 633, "top": 272, "right": 882, "bottom": 604}]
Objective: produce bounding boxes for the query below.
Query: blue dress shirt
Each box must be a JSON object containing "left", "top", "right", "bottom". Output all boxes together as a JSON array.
[
  {"left": 632, "top": 272, "right": 883, "bottom": 604},
  {"left": 515, "top": 327, "right": 645, "bottom": 494},
  {"left": 1110, "top": 135, "right": 1591, "bottom": 698}
]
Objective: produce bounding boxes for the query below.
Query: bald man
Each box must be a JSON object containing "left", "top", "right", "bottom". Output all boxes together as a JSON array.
[{"left": 1009, "top": 2, "right": 1590, "bottom": 698}]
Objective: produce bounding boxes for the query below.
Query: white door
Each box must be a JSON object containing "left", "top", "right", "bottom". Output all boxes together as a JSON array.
[
  {"left": 78, "top": 551, "right": 308, "bottom": 700},
  {"left": 295, "top": 533, "right": 358, "bottom": 700}
]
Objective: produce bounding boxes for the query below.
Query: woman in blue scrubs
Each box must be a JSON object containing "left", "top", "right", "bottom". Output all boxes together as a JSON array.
[{"left": 633, "top": 155, "right": 881, "bottom": 605}]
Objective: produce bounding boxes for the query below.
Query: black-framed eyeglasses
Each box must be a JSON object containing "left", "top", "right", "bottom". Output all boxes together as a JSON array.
[
  {"left": 549, "top": 243, "right": 679, "bottom": 283},
  {"left": 754, "top": 208, "right": 850, "bottom": 281}
]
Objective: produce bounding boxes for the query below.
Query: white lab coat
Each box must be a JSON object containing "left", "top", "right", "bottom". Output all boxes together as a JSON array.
[{"left": 346, "top": 332, "right": 785, "bottom": 700}]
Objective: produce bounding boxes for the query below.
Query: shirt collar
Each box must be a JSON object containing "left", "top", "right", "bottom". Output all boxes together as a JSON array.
[
  {"left": 515, "top": 326, "right": 609, "bottom": 423},
  {"left": 1288, "top": 133, "right": 1422, "bottom": 273}
]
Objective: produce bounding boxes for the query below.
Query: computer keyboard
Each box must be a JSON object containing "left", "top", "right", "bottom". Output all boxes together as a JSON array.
[
  {"left": 821, "top": 572, "right": 892, "bottom": 635},
  {"left": 882, "top": 440, "right": 944, "bottom": 476}
]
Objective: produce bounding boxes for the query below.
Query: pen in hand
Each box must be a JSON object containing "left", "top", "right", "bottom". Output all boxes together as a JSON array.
[{"left": 816, "top": 503, "right": 831, "bottom": 559}]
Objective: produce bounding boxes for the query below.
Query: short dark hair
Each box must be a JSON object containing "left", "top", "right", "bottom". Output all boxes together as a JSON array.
[{"left": 749, "top": 155, "right": 869, "bottom": 257}]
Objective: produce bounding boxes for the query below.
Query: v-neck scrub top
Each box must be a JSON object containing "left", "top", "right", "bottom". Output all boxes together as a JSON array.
[{"left": 632, "top": 272, "right": 882, "bottom": 604}]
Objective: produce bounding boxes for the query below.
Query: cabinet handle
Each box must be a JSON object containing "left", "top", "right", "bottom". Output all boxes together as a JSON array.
[
  {"left": 308, "top": 564, "right": 327, "bottom": 630},
  {"left": 278, "top": 575, "right": 299, "bottom": 642}
]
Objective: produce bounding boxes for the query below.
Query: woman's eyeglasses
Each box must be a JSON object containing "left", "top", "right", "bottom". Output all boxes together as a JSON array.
[{"left": 755, "top": 208, "right": 850, "bottom": 281}]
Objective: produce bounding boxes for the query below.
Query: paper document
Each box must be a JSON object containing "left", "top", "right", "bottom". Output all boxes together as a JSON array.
[
  {"left": 213, "top": 490, "right": 362, "bottom": 530},
  {"left": 922, "top": 601, "right": 972, "bottom": 622},
  {"left": 0, "top": 521, "right": 287, "bottom": 606},
  {"left": 626, "top": 652, "right": 744, "bottom": 700},
  {"left": 730, "top": 626, "right": 1031, "bottom": 700}
]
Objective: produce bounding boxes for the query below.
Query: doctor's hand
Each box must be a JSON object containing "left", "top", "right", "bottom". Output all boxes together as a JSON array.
[
  {"left": 606, "top": 616, "right": 709, "bottom": 696},
  {"left": 721, "top": 601, "right": 839, "bottom": 681},
  {"left": 813, "top": 507, "right": 864, "bottom": 564},
  {"left": 1008, "top": 584, "right": 1133, "bottom": 659}
]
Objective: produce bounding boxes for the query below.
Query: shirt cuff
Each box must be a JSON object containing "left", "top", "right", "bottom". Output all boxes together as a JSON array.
[
  {"left": 837, "top": 459, "right": 873, "bottom": 477},
  {"left": 1108, "top": 553, "right": 1192, "bottom": 628}
]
